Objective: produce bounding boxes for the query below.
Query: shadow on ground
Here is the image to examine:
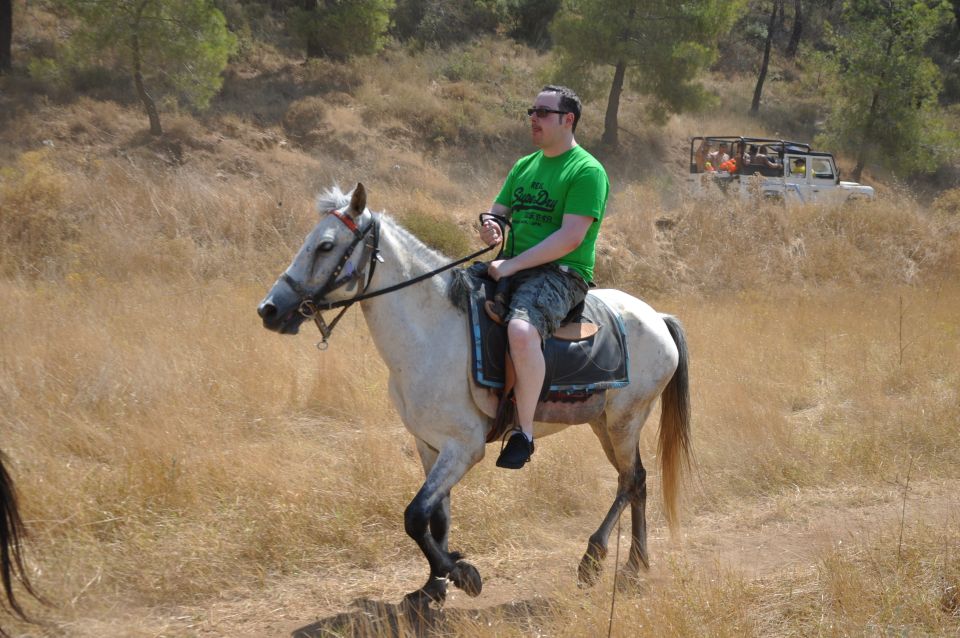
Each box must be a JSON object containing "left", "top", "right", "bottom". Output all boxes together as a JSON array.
[{"left": 292, "top": 596, "right": 554, "bottom": 637}]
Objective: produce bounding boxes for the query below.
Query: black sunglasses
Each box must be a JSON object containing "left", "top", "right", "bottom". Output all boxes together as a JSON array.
[{"left": 527, "top": 107, "right": 568, "bottom": 118}]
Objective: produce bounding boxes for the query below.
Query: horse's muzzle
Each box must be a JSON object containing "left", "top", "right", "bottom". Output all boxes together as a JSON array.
[{"left": 257, "top": 298, "right": 305, "bottom": 334}]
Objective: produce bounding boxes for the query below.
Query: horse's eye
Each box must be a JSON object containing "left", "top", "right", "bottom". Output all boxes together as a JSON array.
[{"left": 318, "top": 241, "right": 335, "bottom": 252}]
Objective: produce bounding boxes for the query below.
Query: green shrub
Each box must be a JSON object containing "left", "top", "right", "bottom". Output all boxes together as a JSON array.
[{"left": 27, "top": 57, "right": 71, "bottom": 94}]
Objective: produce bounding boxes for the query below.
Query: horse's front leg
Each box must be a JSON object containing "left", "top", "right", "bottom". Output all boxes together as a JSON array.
[
  {"left": 405, "top": 438, "right": 454, "bottom": 604},
  {"left": 404, "top": 438, "right": 483, "bottom": 605}
]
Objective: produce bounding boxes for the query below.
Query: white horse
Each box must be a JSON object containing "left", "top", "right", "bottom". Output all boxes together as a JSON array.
[{"left": 257, "top": 184, "right": 691, "bottom": 605}]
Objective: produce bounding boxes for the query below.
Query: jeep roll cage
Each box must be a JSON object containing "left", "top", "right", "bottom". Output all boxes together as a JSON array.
[{"left": 689, "top": 136, "right": 813, "bottom": 174}]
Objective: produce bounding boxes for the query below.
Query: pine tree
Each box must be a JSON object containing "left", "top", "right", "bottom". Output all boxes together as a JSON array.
[
  {"left": 294, "top": 0, "right": 393, "bottom": 60},
  {"left": 817, "top": 0, "right": 955, "bottom": 180},
  {"left": 62, "top": 0, "right": 237, "bottom": 135},
  {"left": 551, "top": 0, "right": 741, "bottom": 147}
]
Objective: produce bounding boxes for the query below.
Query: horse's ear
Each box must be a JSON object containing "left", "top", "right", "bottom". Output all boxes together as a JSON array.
[{"left": 349, "top": 183, "right": 366, "bottom": 218}]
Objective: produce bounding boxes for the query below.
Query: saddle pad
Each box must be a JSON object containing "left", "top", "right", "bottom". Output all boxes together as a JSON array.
[{"left": 466, "top": 275, "right": 629, "bottom": 393}]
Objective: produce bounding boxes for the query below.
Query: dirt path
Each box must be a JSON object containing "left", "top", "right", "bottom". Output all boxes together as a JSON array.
[{"left": 170, "top": 478, "right": 959, "bottom": 637}]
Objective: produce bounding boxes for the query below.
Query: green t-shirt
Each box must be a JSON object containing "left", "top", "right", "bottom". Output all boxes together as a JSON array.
[{"left": 494, "top": 145, "right": 609, "bottom": 282}]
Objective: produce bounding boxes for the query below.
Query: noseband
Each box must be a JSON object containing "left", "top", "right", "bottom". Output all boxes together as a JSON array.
[{"left": 282, "top": 210, "right": 506, "bottom": 349}]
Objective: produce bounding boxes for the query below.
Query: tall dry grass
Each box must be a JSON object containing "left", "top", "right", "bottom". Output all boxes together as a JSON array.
[{"left": 2, "top": 37, "right": 959, "bottom": 637}]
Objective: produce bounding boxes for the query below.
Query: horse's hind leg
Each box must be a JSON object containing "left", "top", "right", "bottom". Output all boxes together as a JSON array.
[
  {"left": 624, "top": 451, "right": 650, "bottom": 576},
  {"left": 579, "top": 406, "right": 653, "bottom": 587},
  {"left": 404, "top": 437, "right": 483, "bottom": 606}
]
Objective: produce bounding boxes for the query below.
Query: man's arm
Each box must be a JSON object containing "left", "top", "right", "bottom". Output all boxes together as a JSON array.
[
  {"left": 479, "top": 203, "right": 512, "bottom": 246},
  {"left": 488, "top": 213, "right": 594, "bottom": 281}
]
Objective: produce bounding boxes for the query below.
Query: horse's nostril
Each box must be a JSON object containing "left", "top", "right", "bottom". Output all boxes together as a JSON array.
[{"left": 258, "top": 302, "right": 277, "bottom": 320}]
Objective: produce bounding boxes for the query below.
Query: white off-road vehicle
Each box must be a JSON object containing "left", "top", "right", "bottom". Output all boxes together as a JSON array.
[{"left": 687, "top": 136, "right": 875, "bottom": 204}]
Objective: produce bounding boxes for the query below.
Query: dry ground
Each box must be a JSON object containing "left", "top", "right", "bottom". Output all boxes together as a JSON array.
[{"left": 2, "top": 282, "right": 958, "bottom": 637}]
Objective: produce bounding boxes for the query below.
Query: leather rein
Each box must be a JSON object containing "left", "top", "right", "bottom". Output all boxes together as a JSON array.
[{"left": 283, "top": 209, "right": 506, "bottom": 349}]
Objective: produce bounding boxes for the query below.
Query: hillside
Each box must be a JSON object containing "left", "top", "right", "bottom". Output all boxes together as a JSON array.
[{"left": 2, "top": 8, "right": 960, "bottom": 638}]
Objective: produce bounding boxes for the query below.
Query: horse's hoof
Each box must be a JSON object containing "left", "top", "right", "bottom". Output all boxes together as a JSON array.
[
  {"left": 449, "top": 560, "right": 482, "bottom": 597},
  {"left": 577, "top": 550, "right": 606, "bottom": 587},
  {"left": 615, "top": 571, "right": 647, "bottom": 594},
  {"left": 403, "top": 591, "right": 440, "bottom": 615},
  {"left": 404, "top": 578, "right": 447, "bottom": 609}
]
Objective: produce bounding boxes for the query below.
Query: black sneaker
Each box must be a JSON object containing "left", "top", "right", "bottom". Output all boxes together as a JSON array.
[{"left": 496, "top": 432, "right": 534, "bottom": 469}]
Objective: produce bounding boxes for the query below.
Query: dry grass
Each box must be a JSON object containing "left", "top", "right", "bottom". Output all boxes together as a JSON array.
[{"left": 2, "top": 30, "right": 960, "bottom": 638}]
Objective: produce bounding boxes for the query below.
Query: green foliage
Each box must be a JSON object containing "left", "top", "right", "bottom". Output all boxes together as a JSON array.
[
  {"left": 503, "top": 0, "right": 561, "bottom": 49},
  {"left": 27, "top": 56, "right": 70, "bottom": 92},
  {"left": 391, "top": 0, "right": 502, "bottom": 48},
  {"left": 292, "top": 0, "right": 393, "bottom": 60},
  {"left": 815, "top": 0, "right": 956, "bottom": 178},
  {"left": 60, "top": 0, "right": 237, "bottom": 110},
  {"left": 551, "top": 0, "right": 742, "bottom": 122},
  {"left": 927, "top": 0, "right": 960, "bottom": 103},
  {"left": 212, "top": 0, "right": 254, "bottom": 58},
  {"left": 441, "top": 48, "right": 489, "bottom": 82}
]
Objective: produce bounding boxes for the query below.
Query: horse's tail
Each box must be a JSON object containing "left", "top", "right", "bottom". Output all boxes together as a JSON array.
[
  {"left": 1, "top": 451, "right": 40, "bottom": 630},
  {"left": 657, "top": 314, "right": 692, "bottom": 536}
]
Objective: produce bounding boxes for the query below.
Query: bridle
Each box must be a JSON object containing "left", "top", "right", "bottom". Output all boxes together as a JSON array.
[{"left": 282, "top": 208, "right": 506, "bottom": 349}]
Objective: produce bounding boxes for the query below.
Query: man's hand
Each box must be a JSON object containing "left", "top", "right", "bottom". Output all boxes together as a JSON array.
[
  {"left": 487, "top": 259, "right": 517, "bottom": 282},
  {"left": 480, "top": 218, "right": 502, "bottom": 246}
]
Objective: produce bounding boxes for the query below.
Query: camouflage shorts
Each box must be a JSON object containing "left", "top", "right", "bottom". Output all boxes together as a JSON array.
[{"left": 505, "top": 264, "right": 589, "bottom": 340}]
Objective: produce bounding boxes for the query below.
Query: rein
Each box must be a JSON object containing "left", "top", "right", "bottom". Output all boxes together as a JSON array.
[{"left": 288, "top": 210, "right": 508, "bottom": 349}]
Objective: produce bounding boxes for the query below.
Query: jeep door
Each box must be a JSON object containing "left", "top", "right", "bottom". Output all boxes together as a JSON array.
[
  {"left": 808, "top": 157, "right": 842, "bottom": 204},
  {"left": 784, "top": 155, "right": 811, "bottom": 203}
]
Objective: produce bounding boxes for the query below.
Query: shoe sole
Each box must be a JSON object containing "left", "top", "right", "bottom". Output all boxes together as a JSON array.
[{"left": 495, "top": 456, "right": 530, "bottom": 469}]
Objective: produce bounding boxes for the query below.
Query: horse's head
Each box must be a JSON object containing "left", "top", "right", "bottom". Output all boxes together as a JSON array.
[{"left": 257, "top": 183, "right": 376, "bottom": 334}]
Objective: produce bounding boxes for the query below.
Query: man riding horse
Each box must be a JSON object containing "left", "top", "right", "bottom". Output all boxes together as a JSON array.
[{"left": 480, "top": 84, "right": 609, "bottom": 469}]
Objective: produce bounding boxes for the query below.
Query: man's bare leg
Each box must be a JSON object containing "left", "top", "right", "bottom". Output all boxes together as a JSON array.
[{"left": 507, "top": 319, "right": 544, "bottom": 438}]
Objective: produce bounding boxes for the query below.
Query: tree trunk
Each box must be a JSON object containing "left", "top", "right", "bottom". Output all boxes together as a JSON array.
[
  {"left": 852, "top": 89, "right": 879, "bottom": 182},
  {"left": 130, "top": 0, "right": 162, "bottom": 135},
  {"left": 131, "top": 35, "right": 162, "bottom": 135},
  {"left": 854, "top": 13, "right": 898, "bottom": 182},
  {"left": 303, "top": 0, "right": 323, "bottom": 58},
  {"left": 0, "top": 0, "right": 12, "bottom": 73},
  {"left": 952, "top": 0, "right": 960, "bottom": 59},
  {"left": 600, "top": 5, "right": 636, "bottom": 149},
  {"left": 751, "top": 0, "right": 778, "bottom": 114},
  {"left": 786, "top": 0, "right": 803, "bottom": 58},
  {"left": 601, "top": 60, "right": 626, "bottom": 148}
]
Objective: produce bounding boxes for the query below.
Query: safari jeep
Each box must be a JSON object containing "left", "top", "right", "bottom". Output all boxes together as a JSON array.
[{"left": 687, "top": 136, "right": 875, "bottom": 204}]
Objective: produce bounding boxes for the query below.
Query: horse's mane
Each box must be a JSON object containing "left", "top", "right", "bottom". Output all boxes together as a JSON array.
[
  {"left": 314, "top": 185, "right": 352, "bottom": 214},
  {"left": 315, "top": 186, "right": 467, "bottom": 314}
]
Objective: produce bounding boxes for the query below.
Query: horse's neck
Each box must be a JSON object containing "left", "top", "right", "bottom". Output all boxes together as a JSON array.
[{"left": 359, "top": 219, "right": 460, "bottom": 358}]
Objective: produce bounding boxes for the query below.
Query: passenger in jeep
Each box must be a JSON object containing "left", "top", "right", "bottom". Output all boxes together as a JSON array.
[
  {"left": 695, "top": 140, "right": 711, "bottom": 172},
  {"left": 791, "top": 158, "right": 806, "bottom": 176},
  {"left": 744, "top": 145, "right": 783, "bottom": 174},
  {"left": 708, "top": 143, "right": 730, "bottom": 168}
]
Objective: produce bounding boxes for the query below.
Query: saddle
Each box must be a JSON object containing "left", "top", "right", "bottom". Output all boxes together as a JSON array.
[{"left": 461, "top": 265, "right": 630, "bottom": 443}]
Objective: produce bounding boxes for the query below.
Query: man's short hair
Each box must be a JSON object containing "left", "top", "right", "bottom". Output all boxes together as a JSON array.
[{"left": 542, "top": 85, "right": 582, "bottom": 132}]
